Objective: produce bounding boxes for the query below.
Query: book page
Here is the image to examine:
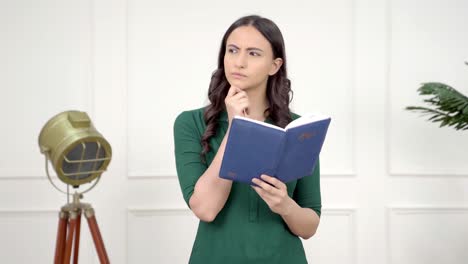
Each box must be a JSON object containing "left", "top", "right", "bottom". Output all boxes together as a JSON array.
[
  {"left": 285, "top": 113, "right": 330, "bottom": 130},
  {"left": 234, "top": 115, "right": 285, "bottom": 131}
]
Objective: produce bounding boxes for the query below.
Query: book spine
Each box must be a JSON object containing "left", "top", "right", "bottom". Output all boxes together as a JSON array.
[{"left": 271, "top": 133, "right": 287, "bottom": 177}]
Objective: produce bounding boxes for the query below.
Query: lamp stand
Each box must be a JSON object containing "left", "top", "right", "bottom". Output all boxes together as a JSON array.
[{"left": 54, "top": 192, "right": 110, "bottom": 264}]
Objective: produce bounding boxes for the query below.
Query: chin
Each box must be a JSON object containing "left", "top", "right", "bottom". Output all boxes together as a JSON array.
[
  {"left": 227, "top": 80, "right": 248, "bottom": 90},
  {"left": 236, "top": 85, "right": 251, "bottom": 91}
]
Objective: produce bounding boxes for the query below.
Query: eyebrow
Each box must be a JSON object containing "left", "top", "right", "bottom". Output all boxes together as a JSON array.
[{"left": 227, "top": 44, "right": 264, "bottom": 52}]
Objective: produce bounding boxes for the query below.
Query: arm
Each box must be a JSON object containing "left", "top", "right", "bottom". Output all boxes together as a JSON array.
[
  {"left": 252, "top": 175, "right": 319, "bottom": 239},
  {"left": 173, "top": 111, "right": 232, "bottom": 223},
  {"left": 174, "top": 86, "right": 249, "bottom": 222},
  {"left": 188, "top": 127, "right": 233, "bottom": 222},
  {"left": 252, "top": 160, "right": 322, "bottom": 239},
  {"left": 281, "top": 197, "right": 320, "bottom": 239}
]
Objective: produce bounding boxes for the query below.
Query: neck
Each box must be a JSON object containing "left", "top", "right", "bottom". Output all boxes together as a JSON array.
[{"left": 244, "top": 84, "right": 269, "bottom": 121}]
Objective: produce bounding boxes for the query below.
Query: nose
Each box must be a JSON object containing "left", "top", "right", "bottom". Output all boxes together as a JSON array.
[{"left": 234, "top": 52, "right": 247, "bottom": 69}]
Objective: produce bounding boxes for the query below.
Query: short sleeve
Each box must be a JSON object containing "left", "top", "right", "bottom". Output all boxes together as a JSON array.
[
  {"left": 173, "top": 111, "right": 208, "bottom": 207},
  {"left": 292, "top": 159, "right": 322, "bottom": 217}
]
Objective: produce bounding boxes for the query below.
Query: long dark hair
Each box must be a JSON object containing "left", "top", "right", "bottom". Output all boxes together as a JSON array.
[{"left": 201, "top": 15, "right": 293, "bottom": 162}]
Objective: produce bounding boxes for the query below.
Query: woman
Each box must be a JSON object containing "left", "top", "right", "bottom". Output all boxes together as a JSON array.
[{"left": 173, "top": 15, "right": 321, "bottom": 264}]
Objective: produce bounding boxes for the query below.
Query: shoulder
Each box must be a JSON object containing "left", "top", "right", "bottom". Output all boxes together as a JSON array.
[
  {"left": 174, "top": 107, "right": 205, "bottom": 123},
  {"left": 173, "top": 107, "right": 206, "bottom": 133},
  {"left": 290, "top": 111, "right": 301, "bottom": 121}
]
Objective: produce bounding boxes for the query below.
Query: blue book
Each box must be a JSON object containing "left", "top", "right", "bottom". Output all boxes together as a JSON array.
[{"left": 219, "top": 114, "right": 331, "bottom": 184}]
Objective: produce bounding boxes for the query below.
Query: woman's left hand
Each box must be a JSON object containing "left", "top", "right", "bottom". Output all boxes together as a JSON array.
[{"left": 252, "top": 174, "right": 293, "bottom": 216}]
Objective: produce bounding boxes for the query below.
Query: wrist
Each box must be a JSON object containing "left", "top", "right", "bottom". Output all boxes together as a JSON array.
[{"left": 281, "top": 197, "right": 297, "bottom": 217}]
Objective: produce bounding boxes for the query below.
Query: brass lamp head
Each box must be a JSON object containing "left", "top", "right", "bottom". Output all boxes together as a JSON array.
[{"left": 39, "top": 111, "right": 112, "bottom": 187}]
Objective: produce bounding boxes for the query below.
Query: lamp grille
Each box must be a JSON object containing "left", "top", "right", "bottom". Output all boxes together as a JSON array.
[{"left": 61, "top": 141, "right": 109, "bottom": 181}]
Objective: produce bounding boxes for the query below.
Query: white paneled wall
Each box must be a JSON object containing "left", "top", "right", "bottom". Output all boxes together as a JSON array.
[
  {"left": 303, "top": 208, "right": 357, "bottom": 263},
  {"left": 1, "top": 0, "right": 467, "bottom": 263},
  {"left": 127, "top": 209, "right": 198, "bottom": 263},
  {"left": 388, "top": 0, "right": 468, "bottom": 176},
  {"left": 1, "top": 0, "right": 94, "bottom": 178},
  {"left": 387, "top": 207, "right": 468, "bottom": 264}
]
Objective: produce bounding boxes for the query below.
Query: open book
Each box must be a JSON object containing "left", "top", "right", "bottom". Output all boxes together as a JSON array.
[{"left": 219, "top": 113, "right": 331, "bottom": 184}]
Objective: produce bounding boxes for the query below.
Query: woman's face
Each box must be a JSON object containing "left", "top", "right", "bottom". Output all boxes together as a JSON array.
[{"left": 224, "top": 25, "right": 282, "bottom": 91}]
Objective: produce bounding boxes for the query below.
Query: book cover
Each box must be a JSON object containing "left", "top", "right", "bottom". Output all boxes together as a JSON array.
[{"left": 219, "top": 114, "right": 331, "bottom": 184}]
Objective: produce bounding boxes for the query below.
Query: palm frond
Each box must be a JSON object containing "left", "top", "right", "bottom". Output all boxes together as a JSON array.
[{"left": 405, "top": 82, "right": 468, "bottom": 130}]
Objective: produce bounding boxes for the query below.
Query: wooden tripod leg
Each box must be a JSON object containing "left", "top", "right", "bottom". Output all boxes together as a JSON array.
[
  {"left": 85, "top": 208, "right": 110, "bottom": 264},
  {"left": 72, "top": 211, "right": 82, "bottom": 264},
  {"left": 63, "top": 211, "right": 78, "bottom": 263},
  {"left": 54, "top": 211, "right": 68, "bottom": 264}
]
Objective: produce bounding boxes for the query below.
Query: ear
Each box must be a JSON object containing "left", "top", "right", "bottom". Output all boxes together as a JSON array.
[{"left": 268, "top": 58, "right": 283, "bottom": 76}]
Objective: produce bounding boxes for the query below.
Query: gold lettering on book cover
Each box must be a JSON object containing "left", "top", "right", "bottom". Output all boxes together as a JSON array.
[{"left": 298, "top": 132, "right": 316, "bottom": 142}]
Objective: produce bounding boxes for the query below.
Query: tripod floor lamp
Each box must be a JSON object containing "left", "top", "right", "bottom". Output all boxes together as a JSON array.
[{"left": 39, "top": 111, "right": 112, "bottom": 264}]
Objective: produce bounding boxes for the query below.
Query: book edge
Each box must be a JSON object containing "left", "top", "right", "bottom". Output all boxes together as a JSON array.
[
  {"left": 234, "top": 115, "right": 285, "bottom": 131},
  {"left": 285, "top": 115, "right": 331, "bottom": 130}
]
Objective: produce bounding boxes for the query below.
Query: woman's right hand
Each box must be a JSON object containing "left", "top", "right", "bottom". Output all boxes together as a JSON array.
[{"left": 224, "top": 86, "right": 249, "bottom": 125}]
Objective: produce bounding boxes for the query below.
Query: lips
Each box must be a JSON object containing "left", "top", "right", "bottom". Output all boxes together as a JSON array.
[{"left": 232, "top": 72, "right": 247, "bottom": 78}]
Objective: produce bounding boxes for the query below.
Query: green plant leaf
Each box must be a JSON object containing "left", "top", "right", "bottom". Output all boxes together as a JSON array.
[{"left": 406, "top": 82, "right": 468, "bottom": 130}]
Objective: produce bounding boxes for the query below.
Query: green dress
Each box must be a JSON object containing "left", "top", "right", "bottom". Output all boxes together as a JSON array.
[{"left": 173, "top": 107, "right": 321, "bottom": 264}]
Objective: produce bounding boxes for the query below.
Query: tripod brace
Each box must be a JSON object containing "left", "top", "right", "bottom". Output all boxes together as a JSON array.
[{"left": 54, "top": 192, "right": 110, "bottom": 264}]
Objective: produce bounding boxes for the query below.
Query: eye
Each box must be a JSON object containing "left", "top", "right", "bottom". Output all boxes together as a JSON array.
[
  {"left": 250, "top": 51, "right": 261, "bottom": 57},
  {"left": 228, "top": 48, "right": 238, "bottom": 54}
]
